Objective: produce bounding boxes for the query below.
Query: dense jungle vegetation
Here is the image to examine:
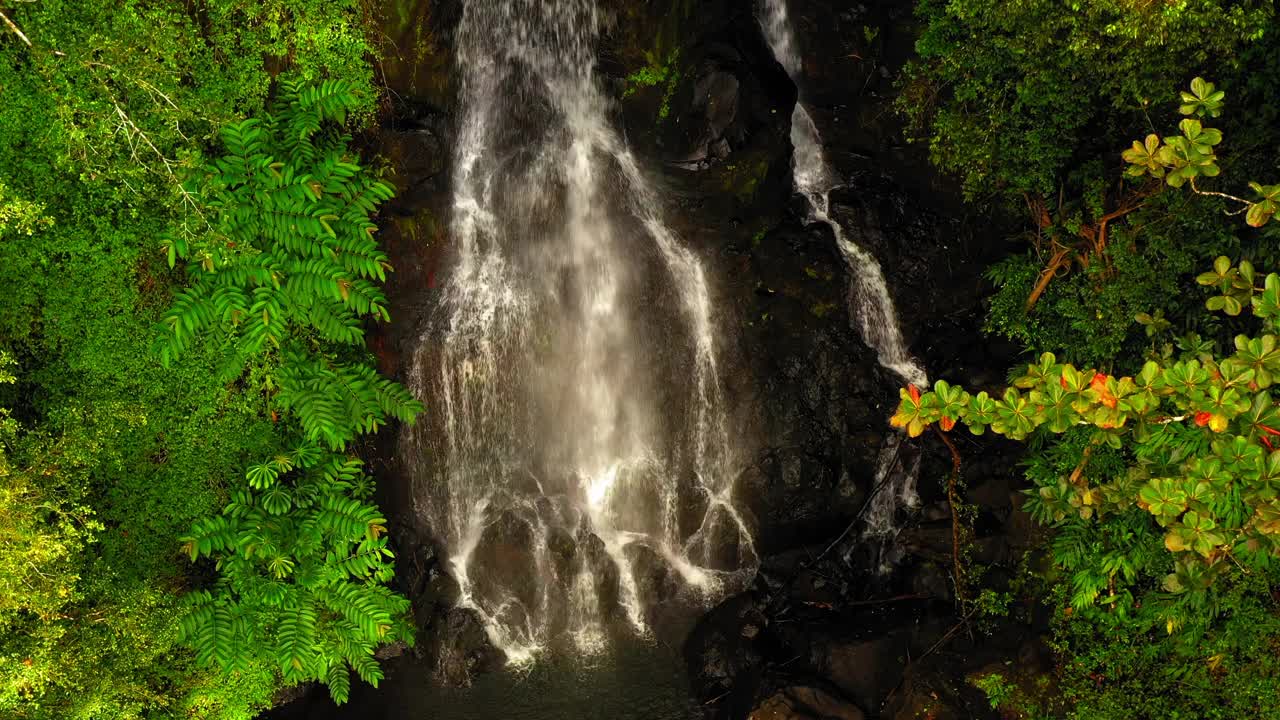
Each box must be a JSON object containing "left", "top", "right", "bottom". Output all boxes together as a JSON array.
[
  {"left": 0, "top": 2, "right": 416, "bottom": 718},
  {"left": 898, "top": 0, "right": 1280, "bottom": 717},
  {"left": 1, "top": 1, "right": 1279, "bottom": 719}
]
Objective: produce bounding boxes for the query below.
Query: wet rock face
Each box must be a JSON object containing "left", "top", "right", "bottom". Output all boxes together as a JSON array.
[
  {"left": 625, "top": 543, "right": 680, "bottom": 613},
  {"left": 427, "top": 606, "right": 502, "bottom": 687},
  {"left": 374, "top": 0, "right": 462, "bottom": 110},
  {"left": 731, "top": 220, "right": 892, "bottom": 553},
  {"left": 356, "top": 0, "right": 1035, "bottom": 704},
  {"left": 580, "top": 532, "right": 623, "bottom": 620},
  {"left": 470, "top": 510, "right": 542, "bottom": 611},
  {"left": 606, "top": 0, "right": 793, "bottom": 150},
  {"left": 684, "top": 594, "right": 772, "bottom": 719},
  {"left": 606, "top": 0, "right": 797, "bottom": 223},
  {"left": 770, "top": 0, "right": 958, "bottom": 209}
]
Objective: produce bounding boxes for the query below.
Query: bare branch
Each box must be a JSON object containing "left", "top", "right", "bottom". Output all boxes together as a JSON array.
[
  {"left": 0, "top": 10, "right": 32, "bottom": 47},
  {"left": 1189, "top": 177, "right": 1254, "bottom": 209}
]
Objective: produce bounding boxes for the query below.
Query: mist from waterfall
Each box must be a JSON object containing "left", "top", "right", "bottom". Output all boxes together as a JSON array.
[
  {"left": 757, "top": 0, "right": 927, "bottom": 552},
  {"left": 402, "top": 0, "right": 756, "bottom": 665}
]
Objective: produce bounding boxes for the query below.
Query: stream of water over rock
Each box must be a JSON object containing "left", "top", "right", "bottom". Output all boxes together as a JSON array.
[
  {"left": 401, "top": 0, "right": 756, "bottom": 665},
  {"left": 758, "top": 0, "right": 927, "bottom": 565}
]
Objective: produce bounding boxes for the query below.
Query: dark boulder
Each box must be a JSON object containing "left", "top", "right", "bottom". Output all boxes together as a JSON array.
[
  {"left": 684, "top": 593, "right": 771, "bottom": 718},
  {"left": 470, "top": 510, "right": 542, "bottom": 612},
  {"left": 424, "top": 606, "right": 501, "bottom": 687},
  {"left": 625, "top": 542, "right": 680, "bottom": 612},
  {"left": 811, "top": 632, "right": 908, "bottom": 716},
  {"left": 581, "top": 532, "right": 623, "bottom": 621},
  {"left": 749, "top": 686, "right": 867, "bottom": 720}
]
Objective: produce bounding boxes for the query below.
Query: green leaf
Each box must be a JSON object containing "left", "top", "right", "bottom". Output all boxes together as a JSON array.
[
  {"left": 246, "top": 462, "right": 279, "bottom": 490},
  {"left": 1122, "top": 134, "right": 1165, "bottom": 177},
  {"left": 1139, "top": 478, "right": 1187, "bottom": 520},
  {"left": 1181, "top": 77, "right": 1225, "bottom": 118},
  {"left": 1247, "top": 201, "right": 1276, "bottom": 228}
]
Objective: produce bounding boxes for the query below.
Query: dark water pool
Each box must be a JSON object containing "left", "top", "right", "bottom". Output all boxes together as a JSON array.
[{"left": 272, "top": 640, "right": 702, "bottom": 720}]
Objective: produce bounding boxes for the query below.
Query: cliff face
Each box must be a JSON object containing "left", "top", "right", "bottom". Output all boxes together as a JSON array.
[{"left": 348, "top": 2, "right": 1030, "bottom": 718}]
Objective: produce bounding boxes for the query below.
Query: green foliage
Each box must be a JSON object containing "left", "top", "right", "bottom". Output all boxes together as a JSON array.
[
  {"left": 1050, "top": 571, "right": 1280, "bottom": 720},
  {"left": 0, "top": 183, "right": 52, "bottom": 238},
  {"left": 899, "top": 0, "right": 1274, "bottom": 200},
  {"left": 623, "top": 49, "right": 682, "bottom": 120},
  {"left": 981, "top": 77, "right": 1275, "bottom": 367},
  {"left": 971, "top": 671, "right": 1016, "bottom": 710},
  {"left": 153, "top": 78, "right": 420, "bottom": 451},
  {"left": 901, "top": 7, "right": 1280, "bottom": 716},
  {"left": 179, "top": 449, "right": 412, "bottom": 701},
  {"left": 1122, "top": 77, "right": 1278, "bottom": 225},
  {"left": 0, "top": 354, "right": 97, "bottom": 624},
  {"left": 1122, "top": 78, "right": 1225, "bottom": 186},
  {"left": 904, "top": 262, "right": 1280, "bottom": 717},
  {"left": 896, "top": 258, "right": 1280, "bottom": 625},
  {"left": 0, "top": 2, "right": 390, "bottom": 718},
  {"left": 158, "top": 80, "right": 421, "bottom": 704},
  {"left": 155, "top": 79, "right": 394, "bottom": 365}
]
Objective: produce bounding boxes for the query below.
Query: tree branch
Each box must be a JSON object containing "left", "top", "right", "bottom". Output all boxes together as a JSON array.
[
  {"left": 1189, "top": 177, "right": 1253, "bottom": 214},
  {"left": 1025, "top": 245, "right": 1071, "bottom": 312},
  {"left": 0, "top": 11, "right": 32, "bottom": 47}
]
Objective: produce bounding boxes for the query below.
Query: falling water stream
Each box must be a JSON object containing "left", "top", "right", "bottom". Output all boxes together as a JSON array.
[
  {"left": 758, "top": 0, "right": 928, "bottom": 559},
  {"left": 402, "top": 0, "right": 756, "bottom": 666}
]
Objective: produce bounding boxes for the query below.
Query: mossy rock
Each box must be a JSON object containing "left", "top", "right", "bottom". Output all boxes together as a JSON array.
[
  {"left": 718, "top": 150, "right": 772, "bottom": 203},
  {"left": 374, "top": 0, "right": 455, "bottom": 109}
]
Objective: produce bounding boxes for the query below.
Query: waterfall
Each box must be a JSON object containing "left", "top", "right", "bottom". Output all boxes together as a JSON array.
[
  {"left": 402, "top": 0, "right": 756, "bottom": 665},
  {"left": 757, "top": 0, "right": 927, "bottom": 550}
]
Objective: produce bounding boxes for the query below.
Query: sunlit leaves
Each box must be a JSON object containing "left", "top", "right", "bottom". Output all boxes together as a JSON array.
[
  {"left": 154, "top": 79, "right": 397, "bottom": 369},
  {"left": 1122, "top": 114, "right": 1223, "bottom": 187},
  {"left": 161, "top": 81, "right": 418, "bottom": 705},
  {"left": 1122, "top": 133, "right": 1165, "bottom": 178},
  {"left": 992, "top": 387, "right": 1036, "bottom": 439},
  {"left": 1179, "top": 77, "right": 1225, "bottom": 118},
  {"left": 1139, "top": 479, "right": 1186, "bottom": 522},
  {"left": 1031, "top": 382, "right": 1079, "bottom": 433},
  {"left": 181, "top": 449, "right": 412, "bottom": 703},
  {"left": 1246, "top": 182, "right": 1280, "bottom": 227},
  {"left": 929, "top": 379, "right": 970, "bottom": 432},
  {"left": 1123, "top": 79, "right": 1278, "bottom": 229},
  {"left": 247, "top": 462, "right": 279, "bottom": 489},
  {"left": 893, "top": 258, "right": 1280, "bottom": 586},
  {"left": 889, "top": 384, "right": 928, "bottom": 438},
  {"left": 1158, "top": 120, "right": 1222, "bottom": 188},
  {"left": 1164, "top": 511, "right": 1225, "bottom": 557}
]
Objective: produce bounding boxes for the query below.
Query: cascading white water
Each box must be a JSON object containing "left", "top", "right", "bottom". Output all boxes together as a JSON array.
[
  {"left": 403, "top": 0, "right": 756, "bottom": 665},
  {"left": 757, "top": 0, "right": 928, "bottom": 549}
]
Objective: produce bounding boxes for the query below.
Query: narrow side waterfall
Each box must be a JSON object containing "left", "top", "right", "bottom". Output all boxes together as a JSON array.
[
  {"left": 758, "top": 0, "right": 927, "bottom": 552},
  {"left": 402, "top": 0, "right": 756, "bottom": 665}
]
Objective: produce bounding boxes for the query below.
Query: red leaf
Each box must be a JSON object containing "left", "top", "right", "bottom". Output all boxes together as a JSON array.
[
  {"left": 940, "top": 416, "right": 956, "bottom": 432},
  {"left": 908, "top": 384, "right": 921, "bottom": 403},
  {"left": 1195, "top": 411, "right": 1212, "bottom": 427},
  {"left": 1090, "top": 373, "right": 1117, "bottom": 408},
  {"left": 1060, "top": 375, "right": 1069, "bottom": 389}
]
